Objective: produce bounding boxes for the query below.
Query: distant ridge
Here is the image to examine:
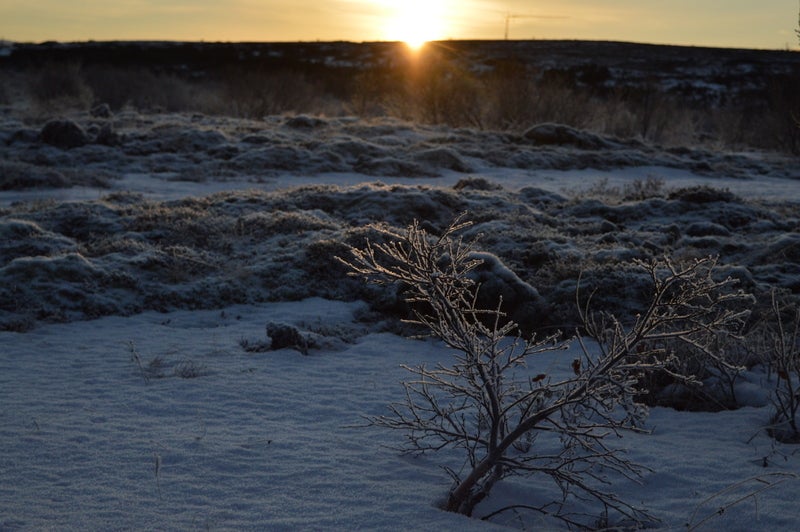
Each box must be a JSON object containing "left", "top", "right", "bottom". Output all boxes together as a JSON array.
[{"left": 3, "top": 39, "right": 798, "bottom": 108}]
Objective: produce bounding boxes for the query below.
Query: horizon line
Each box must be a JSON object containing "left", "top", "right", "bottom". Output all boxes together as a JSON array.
[{"left": 3, "top": 37, "right": 798, "bottom": 53}]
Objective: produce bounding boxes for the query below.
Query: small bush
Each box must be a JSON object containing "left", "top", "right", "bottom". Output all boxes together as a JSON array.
[
  {"left": 342, "top": 215, "right": 750, "bottom": 527},
  {"left": 388, "top": 52, "right": 484, "bottom": 128},
  {"left": 173, "top": 359, "right": 209, "bottom": 379},
  {"left": 565, "top": 176, "right": 665, "bottom": 203},
  {"left": 128, "top": 342, "right": 208, "bottom": 381},
  {"left": 239, "top": 337, "right": 272, "bottom": 353},
  {"left": 622, "top": 176, "right": 665, "bottom": 201},
  {"left": 27, "top": 62, "right": 93, "bottom": 111},
  {"left": 764, "top": 73, "right": 800, "bottom": 154},
  {"left": 0, "top": 161, "right": 69, "bottom": 190},
  {"left": 668, "top": 185, "right": 739, "bottom": 204},
  {"left": 753, "top": 291, "right": 800, "bottom": 442},
  {"left": 221, "top": 68, "right": 324, "bottom": 118},
  {"left": 0, "top": 73, "right": 9, "bottom": 105},
  {"left": 82, "top": 65, "right": 215, "bottom": 113}
]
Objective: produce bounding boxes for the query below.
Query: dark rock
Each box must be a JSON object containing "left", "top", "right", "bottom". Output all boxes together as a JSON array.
[
  {"left": 40, "top": 119, "right": 89, "bottom": 149},
  {"left": 266, "top": 322, "right": 309, "bottom": 354},
  {"left": 453, "top": 177, "right": 503, "bottom": 191},
  {"left": 93, "top": 123, "right": 120, "bottom": 146},
  {"left": 90, "top": 103, "right": 112, "bottom": 118},
  {"left": 354, "top": 157, "right": 428, "bottom": 177},
  {"left": 9, "top": 128, "right": 40, "bottom": 145},
  {"left": 598, "top": 219, "right": 619, "bottom": 233},
  {"left": 518, "top": 186, "right": 569, "bottom": 205},
  {"left": 467, "top": 251, "right": 549, "bottom": 334},
  {"left": 414, "top": 148, "right": 472, "bottom": 173},
  {"left": 685, "top": 221, "right": 731, "bottom": 237},
  {"left": 241, "top": 134, "right": 272, "bottom": 144}
]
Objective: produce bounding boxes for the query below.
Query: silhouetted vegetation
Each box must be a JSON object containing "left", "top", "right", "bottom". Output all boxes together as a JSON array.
[{"left": 3, "top": 40, "right": 800, "bottom": 153}]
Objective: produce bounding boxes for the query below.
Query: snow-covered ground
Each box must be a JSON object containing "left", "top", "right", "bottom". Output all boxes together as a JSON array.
[
  {"left": 1, "top": 110, "right": 799, "bottom": 529},
  {"left": 2, "top": 299, "right": 799, "bottom": 531}
]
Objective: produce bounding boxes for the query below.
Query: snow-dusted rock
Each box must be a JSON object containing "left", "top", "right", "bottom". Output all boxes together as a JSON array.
[
  {"left": 522, "top": 123, "right": 614, "bottom": 150},
  {"left": 90, "top": 103, "right": 113, "bottom": 118},
  {"left": 467, "top": 251, "right": 549, "bottom": 333},
  {"left": 413, "top": 147, "right": 472, "bottom": 173}
]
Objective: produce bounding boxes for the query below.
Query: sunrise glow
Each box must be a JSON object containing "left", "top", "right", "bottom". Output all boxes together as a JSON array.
[
  {"left": 377, "top": 0, "right": 450, "bottom": 48},
  {"left": 0, "top": 0, "right": 794, "bottom": 50}
]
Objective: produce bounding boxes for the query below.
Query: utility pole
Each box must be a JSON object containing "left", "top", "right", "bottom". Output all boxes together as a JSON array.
[{"left": 504, "top": 12, "right": 568, "bottom": 40}]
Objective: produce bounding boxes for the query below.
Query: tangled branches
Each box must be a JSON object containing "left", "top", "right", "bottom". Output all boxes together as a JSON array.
[{"left": 341, "top": 215, "right": 751, "bottom": 528}]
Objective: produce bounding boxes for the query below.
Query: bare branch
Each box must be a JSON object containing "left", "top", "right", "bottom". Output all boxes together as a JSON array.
[{"left": 342, "top": 218, "right": 749, "bottom": 528}]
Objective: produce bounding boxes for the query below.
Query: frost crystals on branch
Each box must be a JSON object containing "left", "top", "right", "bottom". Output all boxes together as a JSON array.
[{"left": 340, "top": 215, "right": 751, "bottom": 529}]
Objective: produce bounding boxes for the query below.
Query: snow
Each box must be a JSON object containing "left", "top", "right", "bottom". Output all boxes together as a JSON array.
[
  {"left": 2, "top": 109, "right": 800, "bottom": 529},
  {"left": 0, "top": 301, "right": 499, "bottom": 531},
  {"left": 3, "top": 301, "right": 800, "bottom": 530}
]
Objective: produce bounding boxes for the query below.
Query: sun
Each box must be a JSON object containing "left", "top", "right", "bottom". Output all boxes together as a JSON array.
[{"left": 378, "top": 0, "right": 449, "bottom": 49}]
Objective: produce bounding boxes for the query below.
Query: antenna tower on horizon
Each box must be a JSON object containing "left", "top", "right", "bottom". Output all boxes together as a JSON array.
[{"left": 504, "top": 12, "right": 568, "bottom": 40}]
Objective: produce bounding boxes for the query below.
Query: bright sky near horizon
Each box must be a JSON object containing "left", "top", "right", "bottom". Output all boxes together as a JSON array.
[{"left": 1, "top": 0, "right": 798, "bottom": 50}]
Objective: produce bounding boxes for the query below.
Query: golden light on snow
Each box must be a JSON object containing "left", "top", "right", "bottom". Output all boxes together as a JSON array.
[{"left": 375, "top": 0, "right": 450, "bottom": 48}]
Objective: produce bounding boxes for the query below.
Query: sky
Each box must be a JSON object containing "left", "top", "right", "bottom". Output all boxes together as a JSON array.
[{"left": 1, "top": 0, "right": 798, "bottom": 50}]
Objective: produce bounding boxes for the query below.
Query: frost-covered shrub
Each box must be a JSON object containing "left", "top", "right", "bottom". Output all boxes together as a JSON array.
[
  {"left": 542, "top": 262, "right": 653, "bottom": 327},
  {"left": 565, "top": 176, "right": 665, "bottom": 203},
  {"left": 0, "top": 218, "right": 76, "bottom": 261},
  {"left": 633, "top": 332, "right": 751, "bottom": 411},
  {"left": 234, "top": 210, "right": 336, "bottom": 238},
  {"left": 584, "top": 257, "right": 753, "bottom": 412},
  {"left": 173, "top": 359, "right": 209, "bottom": 379},
  {"left": 342, "top": 216, "right": 750, "bottom": 527},
  {"left": 622, "top": 176, "right": 665, "bottom": 201},
  {"left": 302, "top": 237, "right": 354, "bottom": 281},
  {"left": 757, "top": 234, "right": 800, "bottom": 265},
  {"left": 668, "top": 186, "right": 739, "bottom": 204},
  {"left": 0, "top": 161, "right": 69, "bottom": 190},
  {"left": 753, "top": 291, "right": 800, "bottom": 442},
  {"left": 129, "top": 342, "right": 208, "bottom": 382},
  {"left": 3, "top": 252, "right": 102, "bottom": 283}
]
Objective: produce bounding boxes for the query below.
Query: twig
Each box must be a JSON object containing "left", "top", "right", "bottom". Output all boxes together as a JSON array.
[{"left": 686, "top": 472, "right": 798, "bottom": 531}]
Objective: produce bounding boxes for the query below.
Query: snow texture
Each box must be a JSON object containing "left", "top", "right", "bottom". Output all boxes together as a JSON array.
[{"left": 1, "top": 110, "right": 800, "bottom": 529}]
